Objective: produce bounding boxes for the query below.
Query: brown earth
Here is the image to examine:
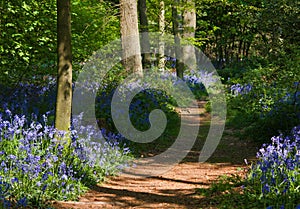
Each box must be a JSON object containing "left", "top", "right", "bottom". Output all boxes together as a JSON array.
[{"left": 53, "top": 102, "right": 259, "bottom": 209}]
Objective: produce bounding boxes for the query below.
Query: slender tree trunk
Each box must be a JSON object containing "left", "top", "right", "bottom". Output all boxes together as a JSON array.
[
  {"left": 120, "top": 0, "right": 143, "bottom": 76},
  {"left": 224, "top": 45, "right": 228, "bottom": 65},
  {"left": 218, "top": 42, "right": 223, "bottom": 69},
  {"left": 158, "top": 0, "right": 165, "bottom": 70},
  {"left": 182, "top": 0, "right": 196, "bottom": 70},
  {"left": 138, "top": 0, "right": 151, "bottom": 70},
  {"left": 172, "top": 0, "right": 184, "bottom": 79},
  {"left": 231, "top": 36, "right": 235, "bottom": 62},
  {"left": 242, "top": 41, "right": 246, "bottom": 57},
  {"left": 238, "top": 39, "right": 243, "bottom": 60},
  {"left": 246, "top": 42, "right": 251, "bottom": 58},
  {"left": 55, "top": 0, "right": 72, "bottom": 132}
]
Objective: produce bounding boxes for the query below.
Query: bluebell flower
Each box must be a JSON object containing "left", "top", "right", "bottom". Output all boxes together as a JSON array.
[
  {"left": 0, "top": 181, "right": 10, "bottom": 198},
  {"left": 17, "top": 197, "right": 27, "bottom": 207},
  {"left": 42, "top": 173, "right": 49, "bottom": 181},
  {"left": 250, "top": 125, "right": 300, "bottom": 197},
  {"left": 5, "top": 110, "right": 12, "bottom": 117},
  {"left": 2, "top": 199, "right": 11, "bottom": 208},
  {"left": 11, "top": 177, "right": 18, "bottom": 184},
  {"left": 42, "top": 184, "right": 47, "bottom": 192}
]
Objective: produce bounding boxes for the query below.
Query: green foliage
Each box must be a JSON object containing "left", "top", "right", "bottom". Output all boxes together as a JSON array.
[
  {"left": 195, "top": 0, "right": 259, "bottom": 66},
  {"left": 146, "top": 0, "right": 174, "bottom": 33},
  {"left": 0, "top": 0, "right": 120, "bottom": 84},
  {"left": 0, "top": 0, "right": 57, "bottom": 85},
  {"left": 254, "top": 0, "right": 300, "bottom": 58},
  {"left": 72, "top": 0, "right": 120, "bottom": 76},
  {"left": 195, "top": 0, "right": 299, "bottom": 69},
  {"left": 223, "top": 54, "right": 300, "bottom": 141},
  {"left": 198, "top": 172, "right": 300, "bottom": 209}
]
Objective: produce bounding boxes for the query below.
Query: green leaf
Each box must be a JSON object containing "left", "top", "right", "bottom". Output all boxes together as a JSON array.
[
  {"left": 12, "top": 34, "right": 23, "bottom": 38},
  {"left": 22, "top": 2, "right": 31, "bottom": 11},
  {"left": 5, "top": 23, "right": 15, "bottom": 27}
]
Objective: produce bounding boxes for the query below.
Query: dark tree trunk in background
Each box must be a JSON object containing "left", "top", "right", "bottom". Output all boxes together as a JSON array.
[
  {"left": 138, "top": 0, "right": 151, "bottom": 70},
  {"left": 55, "top": 0, "right": 72, "bottom": 132},
  {"left": 120, "top": 0, "right": 143, "bottom": 76},
  {"left": 172, "top": 0, "right": 184, "bottom": 79}
]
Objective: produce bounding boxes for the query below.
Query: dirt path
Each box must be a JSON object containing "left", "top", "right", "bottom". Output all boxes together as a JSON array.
[{"left": 54, "top": 102, "right": 259, "bottom": 209}]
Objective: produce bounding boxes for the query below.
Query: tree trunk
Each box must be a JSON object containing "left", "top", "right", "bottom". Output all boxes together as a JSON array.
[
  {"left": 246, "top": 42, "right": 251, "bottom": 58},
  {"left": 120, "top": 0, "right": 143, "bottom": 76},
  {"left": 182, "top": 0, "right": 196, "bottom": 70},
  {"left": 238, "top": 39, "right": 243, "bottom": 61},
  {"left": 138, "top": 0, "right": 151, "bottom": 70},
  {"left": 224, "top": 45, "right": 228, "bottom": 65},
  {"left": 158, "top": 0, "right": 165, "bottom": 70},
  {"left": 172, "top": 0, "right": 184, "bottom": 79},
  {"left": 242, "top": 41, "right": 246, "bottom": 57},
  {"left": 231, "top": 36, "right": 235, "bottom": 62},
  {"left": 55, "top": 0, "right": 72, "bottom": 132}
]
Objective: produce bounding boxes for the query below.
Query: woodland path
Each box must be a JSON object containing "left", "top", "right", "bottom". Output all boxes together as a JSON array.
[{"left": 54, "top": 102, "right": 258, "bottom": 209}]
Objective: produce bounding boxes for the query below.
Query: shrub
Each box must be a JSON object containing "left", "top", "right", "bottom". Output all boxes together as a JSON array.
[{"left": 225, "top": 64, "right": 300, "bottom": 141}]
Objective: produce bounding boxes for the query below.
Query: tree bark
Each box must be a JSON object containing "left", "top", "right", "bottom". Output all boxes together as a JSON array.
[
  {"left": 172, "top": 0, "right": 184, "bottom": 79},
  {"left": 158, "top": 1, "right": 165, "bottom": 70},
  {"left": 55, "top": 0, "right": 72, "bottom": 132},
  {"left": 182, "top": 0, "right": 196, "bottom": 70},
  {"left": 120, "top": 0, "right": 143, "bottom": 76},
  {"left": 138, "top": 0, "right": 151, "bottom": 70}
]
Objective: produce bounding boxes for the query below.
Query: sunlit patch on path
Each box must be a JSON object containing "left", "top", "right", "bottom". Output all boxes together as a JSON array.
[{"left": 54, "top": 102, "right": 258, "bottom": 209}]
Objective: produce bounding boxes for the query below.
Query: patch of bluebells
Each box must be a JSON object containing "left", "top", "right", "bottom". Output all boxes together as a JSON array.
[
  {"left": 264, "top": 84, "right": 299, "bottom": 132},
  {"left": 0, "top": 111, "right": 132, "bottom": 207},
  {"left": 0, "top": 71, "right": 209, "bottom": 207},
  {"left": 94, "top": 71, "right": 209, "bottom": 132},
  {"left": 247, "top": 125, "right": 300, "bottom": 205},
  {"left": 0, "top": 77, "right": 56, "bottom": 119},
  {"left": 230, "top": 83, "right": 252, "bottom": 96},
  {"left": 94, "top": 77, "right": 174, "bottom": 133},
  {"left": 165, "top": 56, "right": 177, "bottom": 68},
  {"left": 71, "top": 113, "right": 131, "bottom": 174},
  {"left": 268, "top": 86, "right": 300, "bottom": 118},
  {"left": 228, "top": 80, "right": 300, "bottom": 136}
]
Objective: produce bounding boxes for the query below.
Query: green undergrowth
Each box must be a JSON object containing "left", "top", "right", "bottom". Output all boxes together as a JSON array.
[{"left": 198, "top": 173, "right": 300, "bottom": 209}]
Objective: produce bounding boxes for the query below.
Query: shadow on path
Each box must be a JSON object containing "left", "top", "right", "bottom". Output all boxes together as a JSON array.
[{"left": 53, "top": 102, "right": 259, "bottom": 209}]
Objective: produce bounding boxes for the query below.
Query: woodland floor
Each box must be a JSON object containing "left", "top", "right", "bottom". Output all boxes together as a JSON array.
[{"left": 53, "top": 102, "right": 259, "bottom": 209}]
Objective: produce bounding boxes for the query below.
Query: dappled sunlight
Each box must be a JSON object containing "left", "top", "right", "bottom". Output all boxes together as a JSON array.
[{"left": 54, "top": 103, "right": 254, "bottom": 208}]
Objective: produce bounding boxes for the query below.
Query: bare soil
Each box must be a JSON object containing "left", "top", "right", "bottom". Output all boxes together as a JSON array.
[{"left": 53, "top": 102, "right": 259, "bottom": 209}]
